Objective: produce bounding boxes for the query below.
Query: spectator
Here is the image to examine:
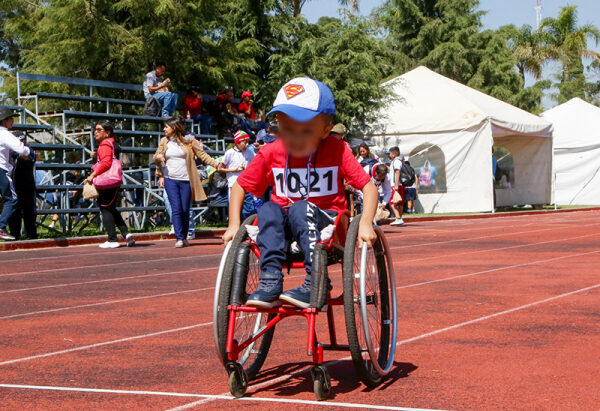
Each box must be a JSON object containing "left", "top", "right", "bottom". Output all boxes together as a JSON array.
[
  {"left": 356, "top": 143, "right": 377, "bottom": 162},
  {"left": 86, "top": 120, "right": 135, "bottom": 249},
  {"left": 238, "top": 91, "right": 256, "bottom": 120},
  {"left": 213, "top": 87, "right": 236, "bottom": 133},
  {"left": 162, "top": 132, "right": 199, "bottom": 240},
  {"left": 218, "top": 130, "right": 256, "bottom": 219},
  {"left": 0, "top": 107, "right": 30, "bottom": 241},
  {"left": 404, "top": 178, "right": 417, "bottom": 214},
  {"left": 357, "top": 163, "right": 392, "bottom": 222},
  {"left": 330, "top": 123, "right": 347, "bottom": 140},
  {"left": 154, "top": 117, "right": 220, "bottom": 248},
  {"left": 387, "top": 146, "right": 404, "bottom": 226},
  {"left": 256, "top": 121, "right": 278, "bottom": 146},
  {"left": 8, "top": 132, "right": 38, "bottom": 240},
  {"left": 143, "top": 62, "right": 178, "bottom": 117},
  {"left": 183, "top": 86, "right": 212, "bottom": 134}
]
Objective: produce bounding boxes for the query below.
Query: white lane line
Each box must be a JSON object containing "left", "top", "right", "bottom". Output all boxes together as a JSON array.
[
  {"left": 169, "top": 281, "right": 600, "bottom": 409},
  {"left": 0, "top": 322, "right": 212, "bottom": 366},
  {"left": 399, "top": 231, "right": 600, "bottom": 265},
  {"left": 1, "top": 253, "right": 221, "bottom": 278},
  {"left": 397, "top": 249, "right": 600, "bottom": 290},
  {"left": 0, "top": 384, "right": 438, "bottom": 411},
  {"left": 389, "top": 221, "right": 600, "bottom": 251},
  {"left": 0, "top": 267, "right": 212, "bottom": 295},
  {"left": 0, "top": 288, "right": 209, "bottom": 320},
  {"left": 4, "top": 218, "right": 596, "bottom": 280},
  {"left": 1, "top": 231, "right": 598, "bottom": 365}
]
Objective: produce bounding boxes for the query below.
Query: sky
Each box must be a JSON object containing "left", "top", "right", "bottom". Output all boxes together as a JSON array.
[
  {"left": 302, "top": 0, "right": 600, "bottom": 32},
  {"left": 302, "top": 0, "right": 600, "bottom": 107}
]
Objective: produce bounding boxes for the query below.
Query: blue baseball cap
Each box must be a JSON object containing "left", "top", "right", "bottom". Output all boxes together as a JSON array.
[{"left": 267, "top": 77, "right": 335, "bottom": 122}]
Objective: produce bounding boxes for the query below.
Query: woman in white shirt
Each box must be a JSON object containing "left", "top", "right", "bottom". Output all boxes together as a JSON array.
[{"left": 154, "top": 117, "right": 219, "bottom": 248}]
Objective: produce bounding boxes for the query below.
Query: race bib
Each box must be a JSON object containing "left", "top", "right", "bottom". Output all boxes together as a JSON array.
[{"left": 273, "top": 167, "right": 338, "bottom": 198}]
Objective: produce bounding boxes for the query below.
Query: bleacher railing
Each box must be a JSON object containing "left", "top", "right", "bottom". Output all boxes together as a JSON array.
[{"left": 3, "top": 72, "right": 232, "bottom": 235}]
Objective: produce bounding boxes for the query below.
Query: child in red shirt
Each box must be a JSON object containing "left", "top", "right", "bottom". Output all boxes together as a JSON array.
[{"left": 223, "top": 77, "right": 378, "bottom": 308}]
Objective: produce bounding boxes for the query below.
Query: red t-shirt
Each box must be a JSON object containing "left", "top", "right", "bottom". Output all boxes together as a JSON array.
[
  {"left": 238, "top": 101, "right": 256, "bottom": 119},
  {"left": 183, "top": 93, "right": 203, "bottom": 116},
  {"left": 237, "top": 136, "right": 370, "bottom": 212}
]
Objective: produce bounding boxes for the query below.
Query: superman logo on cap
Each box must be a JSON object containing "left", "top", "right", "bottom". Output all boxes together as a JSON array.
[{"left": 284, "top": 84, "right": 305, "bottom": 99}]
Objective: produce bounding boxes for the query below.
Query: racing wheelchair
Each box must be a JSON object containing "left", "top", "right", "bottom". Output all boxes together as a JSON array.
[{"left": 213, "top": 211, "right": 398, "bottom": 400}]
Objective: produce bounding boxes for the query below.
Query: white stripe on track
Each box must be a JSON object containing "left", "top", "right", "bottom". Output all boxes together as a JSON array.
[
  {"left": 1, "top": 253, "right": 221, "bottom": 278},
  {"left": 0, "top": 288, "right": 207, "bottom": 320},
  {"left": 0, "top": 267, "right": 212, "bottom": 295},
  {"left": 167, "top": 280, "right": 600, "bottom": 409},
  {"left": 0, "top": 384, "right": 440, "bottom": 411},
  {"left": 0, "top": 322, "right": 212, "bottom": 366},
  {"left": 4, "top": 217, "right": 597, "bottom": 281},
  {"left": 388, "top": 221, "right": 600, "bottom": 251}
]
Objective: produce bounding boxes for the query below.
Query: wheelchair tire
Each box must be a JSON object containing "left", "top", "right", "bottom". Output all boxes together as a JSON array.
[
  {"left": 215, "top": 214, "right": 275, "bottom": 380},
  {"left": 343, "top": 215, "right": 397, "bottom": 387}
]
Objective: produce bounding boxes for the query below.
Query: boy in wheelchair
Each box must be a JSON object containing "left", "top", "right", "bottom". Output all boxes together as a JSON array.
[{"left": 222, "top": 77, "right": 379, "bottom": 309}]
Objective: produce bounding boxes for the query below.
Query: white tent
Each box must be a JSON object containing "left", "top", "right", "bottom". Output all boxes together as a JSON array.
[
  {"left": 542, "top": 98, "right": 600, "bottom": 206},
  {"left": 366, "top": 66, "right": 554, "bottom": 213}
]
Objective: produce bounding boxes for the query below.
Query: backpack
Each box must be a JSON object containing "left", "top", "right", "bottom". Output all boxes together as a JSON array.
[
  {"left": 143, "top": 96, "right": 162, "bottom": 117},
  {"left": 400, "top": 161, "right": 416, "bottom": 186}
]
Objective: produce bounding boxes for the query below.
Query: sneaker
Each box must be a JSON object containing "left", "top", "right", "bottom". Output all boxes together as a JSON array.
[
  {"left": 246, "top": 273, "right": 284, "bottom": 308},
  {"left": 187, "top": 231, "right": 195, "bottom": 240},
  {"left": 0, "top": 229, "right": 16, "bottom": 241},
  {"left": 99, "top": 241, "right": 120, "bottom": 249},
  {"left": 175, "top": 240, "right": 184, "bottom": 248},
  {"left": 169, "top": 226, "right": 175, "bottom": 235},
  {"left": 125, "top": 233, "right": 135, "bottom": 247},
  {"left": 390, "top": 218, "right": 404, "bottom": 226},
  {"left": 279, "top": 281, "right": 312, "bottom": 309},
  {"left": 182, "top": 239, "right": 190, "bottom": 247}
]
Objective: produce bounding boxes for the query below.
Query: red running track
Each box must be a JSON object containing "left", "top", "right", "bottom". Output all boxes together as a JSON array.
[{"left": 0, "top": 210, "right": 599, "bottom": 410}]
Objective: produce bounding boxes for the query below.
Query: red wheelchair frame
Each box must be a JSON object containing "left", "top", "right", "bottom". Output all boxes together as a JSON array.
[{"left": 225, "top": 210, "right": 351, "bottom": 367}]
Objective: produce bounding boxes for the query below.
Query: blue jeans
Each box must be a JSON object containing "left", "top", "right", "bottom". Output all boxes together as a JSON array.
[
  {"left": 153, "top": 92, "right": 178, "bottom": 117},
  {"left": 164, "top": 178, "right": 192, "bottom": 241},
  {"left": 191, "top": 114, "right": 212, "bottom": 135},
  {"left": 256, "top": 201, "right": 335, "bottom": 280},
  {"left": 163, "top": 186, "right": 194, "bottom": 235},
  {"left": 0, "top": 168, "right": 18, "bottom": 230}
]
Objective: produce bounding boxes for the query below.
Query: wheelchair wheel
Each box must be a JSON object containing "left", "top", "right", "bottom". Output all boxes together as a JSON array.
[
  {"left": 214, "top": 214, "right": 275, "bottom": 380},
  {"left": 343, "top": 215, "right": 398, "bottom": 387}
]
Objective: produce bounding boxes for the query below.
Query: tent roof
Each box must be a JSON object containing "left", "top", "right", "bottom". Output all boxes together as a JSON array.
[
  {"left": 541, "top": 98, "right": 600, "bottom": 149},
  {"left": 371, "top": 66, "right": 553, "bottom": 137}
]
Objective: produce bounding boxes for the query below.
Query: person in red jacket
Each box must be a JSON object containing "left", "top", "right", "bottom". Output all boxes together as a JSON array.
[
  {"left": 86, "top": 120, "right": 135, "bottom": 249},
  {"left": 238, "top": 90, "right": 256, "bottom": 120},
  {"left": 183, "top": 86, "right": 212, "bottom": 134}
]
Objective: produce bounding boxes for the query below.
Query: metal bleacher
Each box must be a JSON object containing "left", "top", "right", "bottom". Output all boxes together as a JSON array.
[{"left": 2, "top": 72, "right": 232, "bottom": 235}]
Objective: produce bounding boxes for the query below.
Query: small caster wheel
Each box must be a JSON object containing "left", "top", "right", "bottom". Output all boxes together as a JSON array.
[
  {"left": 310, "top": 365, "right": 331, "bottom": 401},
  {"left": 226, "top": 361, "right": 248, "bottom": 398}
]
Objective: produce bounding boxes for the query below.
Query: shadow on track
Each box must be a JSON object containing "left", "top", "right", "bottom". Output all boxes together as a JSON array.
[{"left": 248, "top": 360, "right": 417, "bottom": 400}]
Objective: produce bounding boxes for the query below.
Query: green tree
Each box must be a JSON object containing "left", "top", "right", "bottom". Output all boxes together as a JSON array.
[
  {"left": 1, "top": 0, "right": 261, "bottom": 97},
  {"left": 267, "top": 14, "right": 394, "bottom": 130},
  {"left": 540, "top": 5, "right": 600, "bottom": 103},
  {"left": 286, "top": 0, "right": 359, "bottom": 17}
]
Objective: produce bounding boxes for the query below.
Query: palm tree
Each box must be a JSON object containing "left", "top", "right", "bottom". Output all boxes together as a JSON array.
[
  {"left": 507, "top": 24, "right": 550, "bottom": 84},
  {"left": 540, "top": 5, "right": 600, "bottom": 84},
  {"left": 286, "top": 0, "right": 359, "bottom": 17}
]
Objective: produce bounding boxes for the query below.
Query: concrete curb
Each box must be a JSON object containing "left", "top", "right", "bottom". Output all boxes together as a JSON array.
[
  {"left": 0, "top": 229, "right": 226, "bottom": 252},
  {"left": 2, "top": 207, "right": 599, "bottom": 252}
]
